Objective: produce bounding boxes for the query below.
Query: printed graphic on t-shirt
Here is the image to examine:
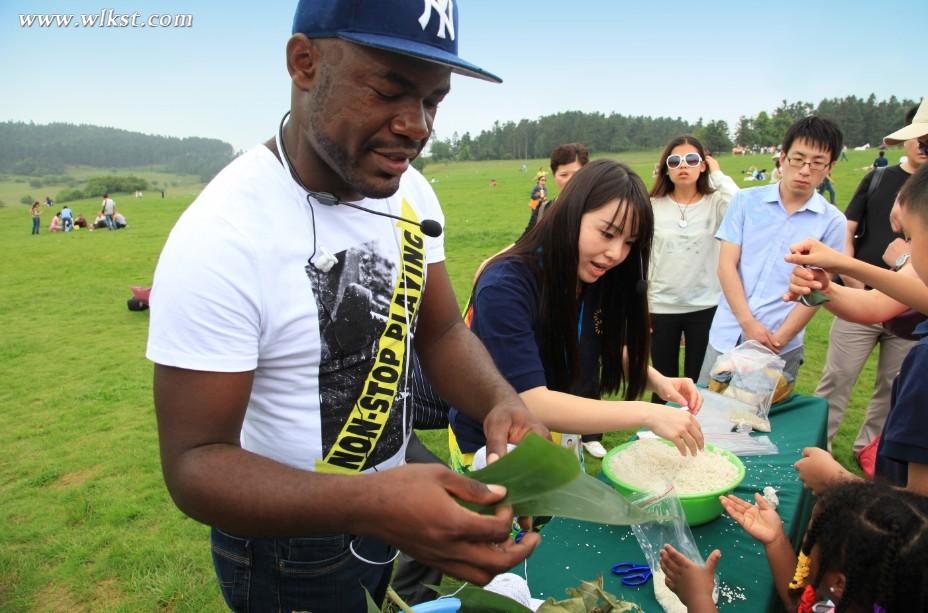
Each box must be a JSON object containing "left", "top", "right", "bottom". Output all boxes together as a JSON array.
[{"left": 309, "top": 212, "right": 427, "bottom": 473}]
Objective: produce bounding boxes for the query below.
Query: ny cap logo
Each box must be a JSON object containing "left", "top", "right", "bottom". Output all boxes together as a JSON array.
[{"left": 418, "top": 0, "right": 455, "bottom": 40}]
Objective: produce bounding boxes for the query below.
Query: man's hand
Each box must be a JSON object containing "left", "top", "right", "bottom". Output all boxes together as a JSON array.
[
  {"left": 783, "top": 265, "right": 830, "bottom": 302},
  {"left": 890, "top": 198, "right": 905, "bottom": 235},
  {"left": 660, "top": 544, "right": 721, "bottom": 612},
  {"left": 793, "top": 447, "right": 854, "bottom": 495},
  {"left": 741, "top": 318, "right": 779, "bottom": 352},
  {"left": 482, "top": 398, "right": 549, "bottom": 462},
  {"left": 883, "top": 237, "right": 910, "bottom": 268},
  {"left": 720, "top": 492, "right": 785, "bottom": 546},
  {"left": 367, "top": 464, "right": 540, "bottom": 585}
]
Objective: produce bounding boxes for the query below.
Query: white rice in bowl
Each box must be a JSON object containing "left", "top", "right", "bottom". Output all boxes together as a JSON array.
[{"left": 607, "top": 439, "right": 739, "bottom": 495}]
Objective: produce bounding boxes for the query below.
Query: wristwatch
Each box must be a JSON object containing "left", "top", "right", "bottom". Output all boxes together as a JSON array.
[{"left": 895, "top": 252, "right": 911, "bottom": 270}]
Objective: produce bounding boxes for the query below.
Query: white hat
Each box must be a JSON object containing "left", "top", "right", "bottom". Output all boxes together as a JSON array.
[{"left": 883, "top": 97, "right": 928, "bottom": 145}]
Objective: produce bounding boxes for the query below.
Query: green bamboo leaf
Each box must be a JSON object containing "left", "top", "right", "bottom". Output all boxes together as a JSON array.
[
  {"left": 363, "top": 586, "right": 382, "bottom": 613},
  {"left": 536, "top": 597, "right": 587, "bottom": 613},
  {"left": 461, "top": 434, "right": 655, "bottom": 525},
  {"left": 463, "top": 433, "right": 580, "bottom": 509},
  {"left": 537, "top": 577, "right": 642, "bottom": 613},
  {"left": 427, "top": 584, "right": 534, "bottom": 613}
]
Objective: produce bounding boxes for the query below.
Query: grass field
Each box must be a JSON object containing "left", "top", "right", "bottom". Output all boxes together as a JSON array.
[{"left": 0, "top": 147, "right": 899, "bottom": 611}]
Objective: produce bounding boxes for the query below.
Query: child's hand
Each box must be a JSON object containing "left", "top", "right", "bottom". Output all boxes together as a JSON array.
[
  {"left": 794, "top": 447, "right": 854, "bottom": 495},
  {"left": 659, "top": 544, "right": 720, "bottom": 611},
  {"left": 720, "top": 492, "right": 785, "bottom": 545}
]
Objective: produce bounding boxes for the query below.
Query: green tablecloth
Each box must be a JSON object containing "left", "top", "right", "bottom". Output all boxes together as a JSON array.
[{"left": 513, "top": 393, "right": 826, "bottom": 612}]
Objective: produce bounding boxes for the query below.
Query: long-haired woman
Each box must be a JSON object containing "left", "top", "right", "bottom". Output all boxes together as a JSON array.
[{"left": 449, "top": 159, "right": 704, "bottom": 470}]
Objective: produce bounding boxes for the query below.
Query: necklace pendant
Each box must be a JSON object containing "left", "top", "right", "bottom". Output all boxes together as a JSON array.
[{"left": 678, "top": 219, "right": 688, "bottom": 228}]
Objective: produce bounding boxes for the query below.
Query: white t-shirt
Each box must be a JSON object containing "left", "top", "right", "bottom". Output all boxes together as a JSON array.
[
  {"left": 648, "top": 171, "right": 739, "bottom": 314},
  {"left": 146, "top": 145, "right": 445, "bottom": 474},
  {"left": 102, "top": 198, "right": 116, "bottom": 215}
]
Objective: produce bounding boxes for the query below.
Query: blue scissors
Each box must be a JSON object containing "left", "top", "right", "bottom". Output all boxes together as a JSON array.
[{"left": 611, "top": 562, "right": 652, "bottom": 586}]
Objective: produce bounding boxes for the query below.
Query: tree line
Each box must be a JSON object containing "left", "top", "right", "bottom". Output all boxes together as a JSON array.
[
  {"left": 428, "top": 94, "right": 917, "bottom": 162},
  {"left": 0, "top": 121, "right": 236, "bottom": 182},
  {"left": 734, "top": 95, "right": 918, "bottom": 149}
]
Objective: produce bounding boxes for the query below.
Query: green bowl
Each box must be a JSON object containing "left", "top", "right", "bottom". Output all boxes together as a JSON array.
[{"left": 601, "top": 439, "right": 745, "bottom": 526}]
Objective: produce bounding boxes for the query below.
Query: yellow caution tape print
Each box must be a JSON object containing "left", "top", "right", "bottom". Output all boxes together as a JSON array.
[{"left": 317, "top": 199, "right": 426, "bottom": 473}]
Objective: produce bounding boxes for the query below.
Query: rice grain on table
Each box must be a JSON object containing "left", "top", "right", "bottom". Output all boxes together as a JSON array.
[{"left": 608, "top": 439, "right": 739, "bottom": 495}]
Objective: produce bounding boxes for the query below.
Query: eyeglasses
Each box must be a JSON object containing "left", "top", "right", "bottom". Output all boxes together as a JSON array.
[
  {"left": 666, "top": 153, "right": 702, "bottom": 169},
  {"left": 785, "top": 156, "right": 830, "bottom": 171},
  {"left": 918, "top": 140, "right": 928, "bottom": 157}
]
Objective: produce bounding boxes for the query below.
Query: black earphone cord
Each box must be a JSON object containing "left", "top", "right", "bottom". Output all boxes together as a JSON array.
[{"left": 277, "top": 112, "right": 442, "bottom": 238}]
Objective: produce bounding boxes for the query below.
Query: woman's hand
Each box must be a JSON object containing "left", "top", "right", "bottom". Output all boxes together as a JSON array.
[
  {"left": 705, "top": 155, "right": 721, "bottom": 173},
  {"left": 720, "top": 492, "right": 785, "bottom": 546},
  {"left": 644, "top": 403, "right": 704, "bottom": 456},
  {"left": 649, "top": 371, "right": 703, "bottom": 413}
]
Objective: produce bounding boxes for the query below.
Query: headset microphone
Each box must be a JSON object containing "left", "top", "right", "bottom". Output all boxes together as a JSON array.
[
  {"left": 278, "top": 112, "right": 443, "bottom": 238},
  {"left": 304, "top": 188, "right": 443, "bottom": 238}
]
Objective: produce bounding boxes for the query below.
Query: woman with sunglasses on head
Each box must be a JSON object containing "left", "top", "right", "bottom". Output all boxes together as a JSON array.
[
  {"left": 448, "top": 160, "right": 704, "bottom": 472},
  {"left": 648, "top": 136, "right": 739, "bottom": 401}
]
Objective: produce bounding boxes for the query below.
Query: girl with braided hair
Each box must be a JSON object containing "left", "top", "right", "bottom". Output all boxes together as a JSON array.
[{"left": 658, "top": 481, "right": 928, "bottom": 612}]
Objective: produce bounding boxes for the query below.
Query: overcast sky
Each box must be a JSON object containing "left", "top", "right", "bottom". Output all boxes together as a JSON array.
[{"left": 2, "top": 0, "right": 924, "bottom": 152}]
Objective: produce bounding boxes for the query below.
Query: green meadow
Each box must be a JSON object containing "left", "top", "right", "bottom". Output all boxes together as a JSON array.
[{"left": 0, "top": 147, "right": 898, "bottom": 611}]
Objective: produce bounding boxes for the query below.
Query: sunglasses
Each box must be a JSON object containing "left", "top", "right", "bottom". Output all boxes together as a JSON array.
[
  {"left": 666, "top": 153, "right": 703, "bottom": 169},
  {"left": 919, "top": 140, "right": 928, "bottom": 157}
]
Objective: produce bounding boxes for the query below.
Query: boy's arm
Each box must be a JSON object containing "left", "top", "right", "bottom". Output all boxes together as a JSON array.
[
  {"left": 718, "top": 241, "right": 777, "bottom": 351},
  {"left": 841, "top": 220, "right": 866, "bottom": 288},
  {"left": 786, "top": 240, "right": 928, "bottom": 315}
]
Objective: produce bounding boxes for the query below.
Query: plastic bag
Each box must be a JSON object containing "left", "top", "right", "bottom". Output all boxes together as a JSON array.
[
  {"left": 629, "top": 485, "right": 718, "bottom": 613},
  {"left": 701, "top": 433, "right": 779, "bottom": 457},
  {"left": 707, "top": 341, "right": 789, "bottom": 432},
  {"left": 693, "top": 390, "right": 780, "bottom": 456}
]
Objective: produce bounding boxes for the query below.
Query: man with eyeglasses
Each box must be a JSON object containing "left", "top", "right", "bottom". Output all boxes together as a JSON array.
[
  {"left": 817, "top": 99, "right": 928, "bottom": 455},
  {"left": 698, "top": 116, "right": 846, "bottom": 388}
]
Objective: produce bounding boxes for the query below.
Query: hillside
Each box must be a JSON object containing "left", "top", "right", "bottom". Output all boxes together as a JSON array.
[{"left": 0, "top": 121, "right": 235, "bottom": 182}]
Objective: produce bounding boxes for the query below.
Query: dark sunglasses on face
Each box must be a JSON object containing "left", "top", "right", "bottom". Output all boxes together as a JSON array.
[
  {"left": 666, "top": 153, "right": 702, "bottom": 169},
  {"left": 918, "top": 140, "right": 928, "bottom": 157}
]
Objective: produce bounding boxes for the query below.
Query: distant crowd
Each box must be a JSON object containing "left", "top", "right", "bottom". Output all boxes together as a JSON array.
[{"left": 30, "top": 192, "right": 127, "bottom": 235}]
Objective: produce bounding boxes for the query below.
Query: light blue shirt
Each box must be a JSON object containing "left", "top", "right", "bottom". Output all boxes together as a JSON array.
[{"left": 708, "top": 183, "right": 846, "bottom": 354}]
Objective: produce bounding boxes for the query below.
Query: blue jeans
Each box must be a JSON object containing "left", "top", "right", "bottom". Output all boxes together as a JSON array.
[
  {"left": 104, "top": 213, "right": 115, "bottom": 229},
  {"left": 32, "top": 217, "right": 40, "bottom": 234},
  {"left": 210, "top": 528, "right": 394, "bottom": 613}
]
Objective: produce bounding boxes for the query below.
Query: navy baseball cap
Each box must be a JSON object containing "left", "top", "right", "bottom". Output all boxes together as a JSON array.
[{"left": 292, "top": 0, "right": 501, "bottom": 83}]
